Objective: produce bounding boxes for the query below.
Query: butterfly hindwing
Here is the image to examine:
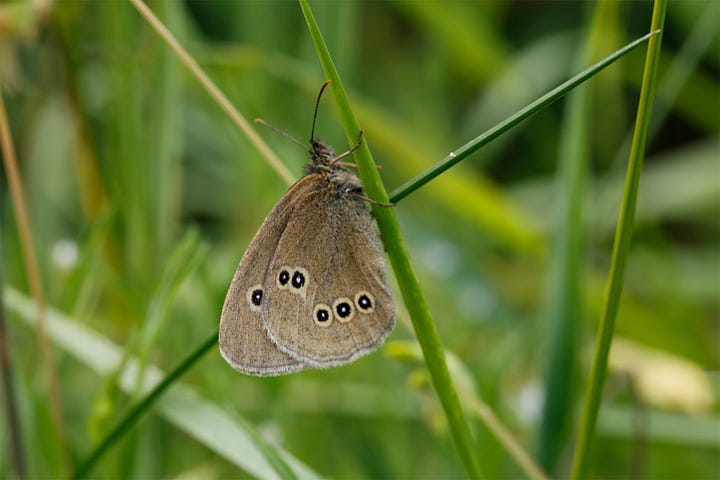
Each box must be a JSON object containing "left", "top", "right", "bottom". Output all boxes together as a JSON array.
[
  {"left": 218, "top": 177, "right": 320, "bottom": 376},
  {"left": 261, "top": 175, "right": 395, "bottom": 367}
]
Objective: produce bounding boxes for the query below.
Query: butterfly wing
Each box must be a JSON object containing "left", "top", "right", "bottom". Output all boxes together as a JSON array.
[
  {"left": 261, "top": 176, "right": 395, "bottom": 367},
  {"left": 219, "top": 177, "right": 319, "bottom": 376}
]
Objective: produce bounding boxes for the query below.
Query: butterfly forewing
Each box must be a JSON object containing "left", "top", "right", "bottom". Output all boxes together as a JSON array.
[{"left": 219, "top": 178, "right": 319, "bottom": 376}]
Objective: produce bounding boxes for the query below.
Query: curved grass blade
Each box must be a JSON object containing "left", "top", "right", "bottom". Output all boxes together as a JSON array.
[
  {"left": 389, "top": 29, "right": 660, "bottom": 204},
  {"left": 299, "top": 1, "right": 482, "bottom": 477},
  {"left": 73, "top": 330, "right": 219, "bottom": 478},
  {"left": 5, "top": 287, "right": 319, "bottom": 479}
]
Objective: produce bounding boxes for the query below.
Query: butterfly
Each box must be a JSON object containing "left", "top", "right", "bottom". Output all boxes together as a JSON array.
[{"left": 219, "top": 82, "right": 395, "bottom": 376}]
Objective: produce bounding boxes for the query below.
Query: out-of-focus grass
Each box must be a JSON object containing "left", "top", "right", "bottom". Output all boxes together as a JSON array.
[{"left": 1, "top": 1, "right": 718, "bottom": 478}]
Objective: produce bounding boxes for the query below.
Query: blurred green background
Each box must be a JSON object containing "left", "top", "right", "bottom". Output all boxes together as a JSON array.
[{"left": 1, "top": 1, "right": 718, "bottom": 478}]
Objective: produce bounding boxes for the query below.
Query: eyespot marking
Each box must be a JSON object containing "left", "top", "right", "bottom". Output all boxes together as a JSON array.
[
  {"left": 288, "top": 267, "right": 309, "bottom": 298},
  {"left": 333, "top": 297, "right": 355, "bottom": 323},
  {"left": 291, "top": 270, "right": 305, "bottom": 289},
  {"left": 354, "top": 291, "right": 375, "bottom": 313},
  {"left": 313, "top": 304, "right": 333, "bottom": 327},
  {"left": 276, "top": 268, "right": 291, "bottom": 289},
  {"left": 245, "top": 284, "right": 263, "bottom": 312}
]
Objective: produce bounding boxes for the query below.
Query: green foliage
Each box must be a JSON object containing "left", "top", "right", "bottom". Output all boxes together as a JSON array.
[{"left": 1, "top": 0, "right": 718, "bottom": 478}]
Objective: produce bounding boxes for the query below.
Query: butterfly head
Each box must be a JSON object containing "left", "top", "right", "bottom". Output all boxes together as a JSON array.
[
  {"left": 309, "top": 138, "right": 336, "bottom": 167},
  {"left": 305, "top": 139, "right": 364, "bottom": 196},
  {"left": 306, "top": 138, "right": 348, "bottom": 177}
]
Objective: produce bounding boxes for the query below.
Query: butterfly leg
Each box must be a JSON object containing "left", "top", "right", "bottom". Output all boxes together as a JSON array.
[{"left": 329, "top": 130, "right": 364, "bottom": 165}]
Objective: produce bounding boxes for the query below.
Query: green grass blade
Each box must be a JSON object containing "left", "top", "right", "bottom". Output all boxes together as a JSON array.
[
  {"left": 146, "top": 0, "right": 183, "bottom": 256},
  {"left": 128, "top": 0, "right": 295, "bottom": 186},
  {"left": 388, "top": 29, "right": 659, "bottom": 204},
  {"left": 609, "top": 0, "right": 718, "bottom": 169},
  {"left": 73, "top": 329, "right": 218, "bottom": 478},
  {"left": 537, "top": 2, "right": 614, "bottom": 470},
  {"left": 133, "top": 230, "right": 207, "bottom": 395},
  {"left": 570, "top": 0, "right": 668, "bottom": 477},
  {"left": 389, "top": 340, "right": 548, "bottom": 480},
  {"left": 299, "top": 1, "right": 482, "bottom": 477},
  {"left": 5, "top": 288, "right": 321, "bottom": 479}
]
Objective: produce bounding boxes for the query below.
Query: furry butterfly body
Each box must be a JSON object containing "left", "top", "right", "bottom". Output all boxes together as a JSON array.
[{"left": 219, "top": 137, "right": 395, "bottom": 376}]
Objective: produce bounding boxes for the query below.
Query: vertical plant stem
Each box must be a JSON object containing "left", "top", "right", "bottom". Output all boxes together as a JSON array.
[
  {"left": 299, "top": 1, "right": 482, "bottom": 477},
  {"left": 0, "top": 81, "right": 71, "bottom": 476},
  {"left": 570, "top": 0, "right": 667, "bottom": 477}
]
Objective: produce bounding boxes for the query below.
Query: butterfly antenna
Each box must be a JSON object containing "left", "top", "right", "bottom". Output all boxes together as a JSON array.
[
  {"left": 310, "top": 79, "right": 332, "bottom": 143},
  {"left": 255, "top": 118, "right": 305, "bottom": 149}
]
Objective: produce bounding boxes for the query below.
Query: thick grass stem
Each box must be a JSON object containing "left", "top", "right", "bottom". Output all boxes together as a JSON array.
[{"left": 299, "top": 0, "right": 482, "bottom": 477}]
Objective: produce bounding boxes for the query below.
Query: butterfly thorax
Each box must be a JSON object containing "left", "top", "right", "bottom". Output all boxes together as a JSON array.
[{"left": 306, "top": 139, "right": 364, "bottom": 196}]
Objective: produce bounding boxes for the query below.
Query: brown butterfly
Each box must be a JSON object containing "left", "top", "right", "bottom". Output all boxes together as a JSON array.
[{"left": 219, "top": 81, "right": 395, "bottom": 376}]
